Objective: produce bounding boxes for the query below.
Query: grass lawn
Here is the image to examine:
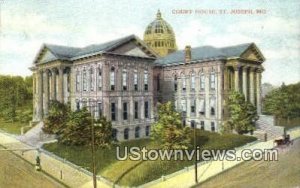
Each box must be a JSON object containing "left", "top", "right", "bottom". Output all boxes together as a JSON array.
[
  {"left": 0, "top": 118, "right": 30, "bottom": 135},
  {"left": 43, "top": 130, "right": 256, "bottom": 186}
]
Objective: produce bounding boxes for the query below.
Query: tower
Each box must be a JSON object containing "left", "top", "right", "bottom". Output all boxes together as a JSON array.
[{"left": 143, "top": 10, "right": 177, "bottom": 57}]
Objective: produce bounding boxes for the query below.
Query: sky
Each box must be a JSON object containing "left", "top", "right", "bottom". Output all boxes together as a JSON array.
[{"left": 0, "top": 0, "right": 299, "bottom": 86}]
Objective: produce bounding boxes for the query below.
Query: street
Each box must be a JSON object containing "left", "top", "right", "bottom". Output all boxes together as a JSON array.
[{"left": 0, "top": 149, "right": 65, "bottom": 188}]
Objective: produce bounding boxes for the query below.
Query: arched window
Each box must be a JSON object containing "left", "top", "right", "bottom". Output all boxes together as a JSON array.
[
  {"left": 134, "top": 69, "right": 138, "bottom": 91},
  {"left": 124, "top": 128, "right": 129, "bottom": 140},
  {"left": 210, "top": 72, "right": 216, "bottom": 90},
  {"left": 122, "top": 68, "right": 127, "bottom": 91},
  {"left": 174, "top": 75, "right": 178, "bottom": 91},
  {"left": 110, "top": 67, "right": 115, "bottom": 91},
  {"left": 145, "top": 126, "right": 150, "bottom": 136},
  {"left": 191, "top": 72, "right": 195, "bottom": 91},
  {"left": 76, "top": 70, "right": 80, "bottom": 92},
  {"left": 98, "top": 67, "right": 102, "bottom": 91},
  {"left": 182, "top": 75, "right": 186, "bottom": 91},
  {"left": 144, "top": 70, "right": 148, "bottom": 91},
  {"left": 90, "top": 68, "right": 94, "bottom": 91},
  {"left": 135, "top": 126, "right": 140, "bottom": 138},
  {"left": 112, "top": 129, "right": 118, "bottom": 141},
  {"left": 82, "top": 68, "right": 87, "bottom": 91},
  {"left": 200, "top": 73, "right": 205, "bottom": 90}
]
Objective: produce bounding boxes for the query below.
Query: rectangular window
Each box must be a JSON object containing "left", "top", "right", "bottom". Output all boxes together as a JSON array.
[
  {"left": 123, "top": 102, "right": 128, "bottom": 120},
  {"left": 200, "top": 74, "right": 205, "bottom": 90},
  {"left": 157, "top": 76, "right": 160, "bottom": 91},
  {"left": 83, "top": 70, "right": 87, "bottom": 91},
  {"left": 76, "top": 101, "right": 80, "bottom": 111},
  {"left": 191, "top": 99, "right": 196, "bottom": 113},
  {"left": 144, "top": 101, "right": 149, "bottom": 118},
  {"left": 76, "top": 72, "right": 80, "bottom": 92},
  {"left": 211, "top": 122, "right": 215, "bottom": 132},
  {"left": 122, "top": 69, "right": 127, "bottom": 91},
  {"left": 144, "top": 70, "right": 148, "bottom": 91},
  {"left": 181, "top": 99, "right": 186, "bottom": 113},
  {"left": 200, "top": 121, "right": 205, "bottom": 130},
  {"left": 191, "top": 74, "right": 195, "bottom": 91},
  {"left": 199, "top": 99, "right": 205, "bottom": 115},
  {"left": 111, "top": 103, "right": 116, "bottom": 121},
  {"left": 210, "top": 73, "right": 215, "bottom": 89},
  {"left": 134, "top": 71, "right": 138, "bottom": 91},
  {"left": 90, "top": 69, "right": 94, "bottom": 91},
  {"left": 134, "top": 101, "right": 138, "bottom": 119},
  {"left": 110, "top": 70, "right": 115, "bottom": 91},
  {"left": 98, "top": 103, "right": 102, "bottom": 117},
  {"left": 98, "top": 68, "right": 102, "bottom": 91},
  {"left": 182, "top": 78, "right": 186, "bottom": 91}
]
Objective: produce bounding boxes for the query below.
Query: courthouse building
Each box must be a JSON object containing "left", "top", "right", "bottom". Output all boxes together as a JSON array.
[{"left": 30, "top": 10, "right": 265, "bottom": 141}]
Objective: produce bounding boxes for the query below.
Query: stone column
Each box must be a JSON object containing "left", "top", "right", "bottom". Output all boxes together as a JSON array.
[
  {"left": 256, "top": 69, "right": 262, "bottom": 114},
  {"left": 249, "top": 67, "right": 255, "bottom": 104},
  {"left": 44, "top": 70, "right": 49, "bottom": 116},
  {"left": 57, "top": 67, "right": 64, "bottom": 103},
  {"left": 217, "top": 64, "right": 223, "bottom": 122},
  {"left": 223, "top": 66, "right": 229, "bottom": 92},
  {"left": 234, "top": 66, "right": 240, "bottom": 91},
  {"left": 242, "top": 67, "right": 248, "bottom": 100},
  {"left": 32, "top": 72, "right": 37, "bottom": 121},
  {"left": 51, "top": 69, "right": 56, "bottom": 100},
  {"left": 37, "top": 70, "right": 43, "bottom": 121}
]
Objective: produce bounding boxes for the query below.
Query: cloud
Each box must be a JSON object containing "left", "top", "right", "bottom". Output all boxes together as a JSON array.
[{"left": 176, "top": 20, "right": 212, "bottom": 48}]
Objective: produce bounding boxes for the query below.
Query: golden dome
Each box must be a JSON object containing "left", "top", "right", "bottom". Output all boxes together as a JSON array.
[{"left": 143, "top": 10, "right": 177, "bottom": 57}]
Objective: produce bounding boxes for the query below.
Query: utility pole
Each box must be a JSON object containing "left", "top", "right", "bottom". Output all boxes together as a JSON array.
[
  {"left": 188, "top": 120, "right": 198, "bottom": 184},
  {"left": 194, "top": 123, "right": 198, "bottom": 184},
  {"left": 91, "top": 105, "right": 97, "bottom": 188}
]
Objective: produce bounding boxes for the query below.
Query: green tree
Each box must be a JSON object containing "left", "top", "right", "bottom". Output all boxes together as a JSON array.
[
  {"left": 94, "top": 116, "right": 113, "bottom": 148},
  {"left": 43, "top": 100, "right": 70, "bottom": 134},
  {"left": 59, "top": 108, "right": 113, "bottom": 147},
  {"left": 151, "top": 102, "right": 192, "bottom": 149},
  {"left": 59, "top": 107, "right": 91, "bottom": 145},
  {"left": 225, "top": 91, "right": 258, "bottom": 134},
  {"left": 263, "top": 82, "right": 300, "bottom": 121}
]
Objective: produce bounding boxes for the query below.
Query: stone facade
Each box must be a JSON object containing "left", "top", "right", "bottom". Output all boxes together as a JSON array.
[{"left": 30, "top": 12, "right": 265, "bottom": 141}]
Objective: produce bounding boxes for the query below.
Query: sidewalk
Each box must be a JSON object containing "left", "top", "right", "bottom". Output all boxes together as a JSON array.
[
  {"left": 0, "top": 130, "right": 111, "bottom": 188},
  {"left": 145, "top": 127, "right": 300, "bottom": 188}
]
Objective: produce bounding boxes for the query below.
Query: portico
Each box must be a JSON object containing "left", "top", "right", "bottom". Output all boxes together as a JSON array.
[{"left": 31, "top": 63, "right": 71, "bottom": 122}]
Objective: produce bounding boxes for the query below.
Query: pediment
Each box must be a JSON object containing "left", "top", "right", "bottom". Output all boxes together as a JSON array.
[
  {"left": 241, "top": 44, "right": 265, "bottom": 62},
  {"left": 39, "top": 49, "right": 58, "bottom": 63},
  {"left": 108, "top": 38, "right": 158, "bottom": 58}
]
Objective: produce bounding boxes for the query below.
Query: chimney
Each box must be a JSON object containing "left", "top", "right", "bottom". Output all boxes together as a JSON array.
[{"left": 185, "top": 45, "right": 191, "bottom": 63}]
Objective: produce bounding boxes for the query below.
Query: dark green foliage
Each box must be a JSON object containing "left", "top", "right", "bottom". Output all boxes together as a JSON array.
[
  {"left": 59, "top": 107, "right": 91, "bottom": 145},
  {"left": 0, "top": 75, "right": 32, "bottom": 122},
  {"left": 93, "top": 116, "right": 113, "bottom": 148},
  {"left": 224, "top": 91, "right": 258, "bottom": 134},
  {"left": 263, "top": 82, "right": 300, "bottom": 121},
  {"left": 44, "top": 102, "right": 113, "bottom": 147},
  {"left": 43, "top": 100, "right": 70, "bottom": 134},
  {"left": 151, "top": 102, "right": 192, "bottom": 149}
]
